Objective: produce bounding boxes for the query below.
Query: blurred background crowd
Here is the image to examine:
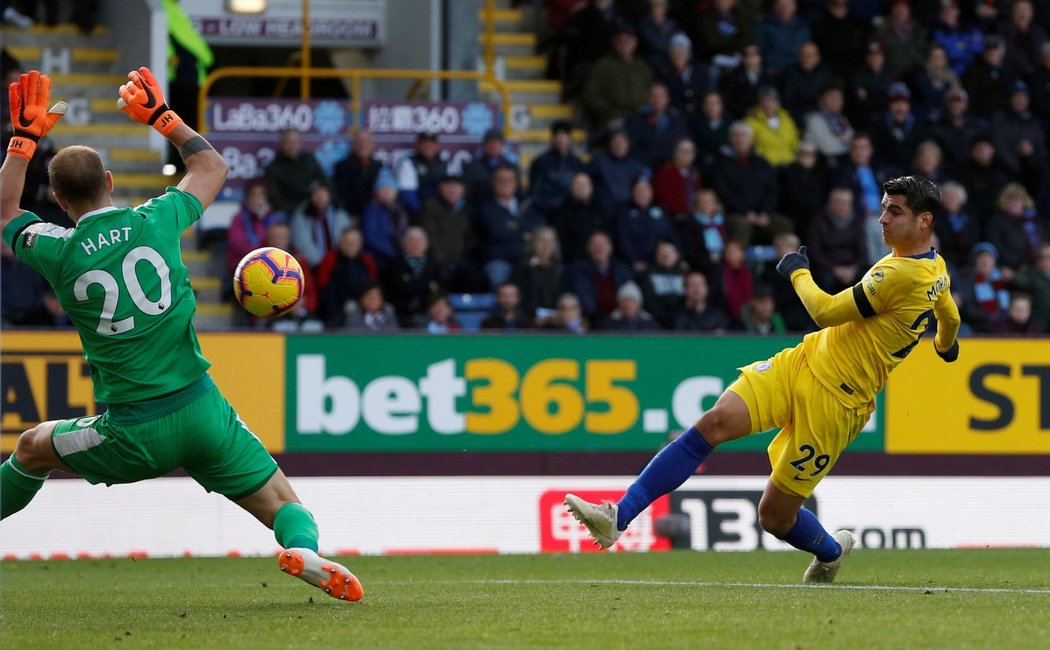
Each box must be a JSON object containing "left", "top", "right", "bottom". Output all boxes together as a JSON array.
[{"left": 4, "top": 0, "right": 1050, "bottom": 337}]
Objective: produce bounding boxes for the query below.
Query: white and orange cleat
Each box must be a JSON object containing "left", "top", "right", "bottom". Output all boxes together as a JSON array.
[{"left": 279, "top": 548, "right": 364, "bottom": 602}]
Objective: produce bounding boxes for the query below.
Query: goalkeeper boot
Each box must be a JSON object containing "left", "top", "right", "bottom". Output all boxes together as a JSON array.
[
  {"left": 803, "top": 530, "right": 857, "bottom": 584},
  {"left": 564, "top": 494, "right": 621, "bottom": 549},
  {"left": 278, "top": 548, "right": 364, "bottom": 602}
]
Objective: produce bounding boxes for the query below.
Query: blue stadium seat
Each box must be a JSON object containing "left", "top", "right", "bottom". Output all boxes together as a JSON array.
[{"left": 449, "top": 293, "right": 495, "bottom": 332}]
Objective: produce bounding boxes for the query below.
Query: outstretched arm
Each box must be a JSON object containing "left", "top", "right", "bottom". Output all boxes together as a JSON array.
[
  {"left": 932, "top": 286, "right": 961, "bottom": 362},
  {"left": 777, "top": 245, "right": 864, "bottom": 328},
  {"left": 1, "top": 71, "right": 66, "bottom": 232},
  {"left": 118, "top": 67, "right": 228, "bottom": 210}
]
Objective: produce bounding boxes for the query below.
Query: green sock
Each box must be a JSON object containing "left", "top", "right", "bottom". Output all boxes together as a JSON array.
[
  {"left": 273, "top": 502, "right": 319, "bottom": 552},
  {"left": 1, "top": 456, "right": 49, "bottom": 520}
]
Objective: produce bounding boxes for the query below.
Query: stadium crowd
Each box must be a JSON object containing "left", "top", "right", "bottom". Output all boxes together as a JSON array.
[{"left": 4, "top": 0, "right": 1050, "bottom": 336}]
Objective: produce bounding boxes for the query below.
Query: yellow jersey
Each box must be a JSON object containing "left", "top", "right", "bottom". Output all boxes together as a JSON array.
[{"left": 790, "top": 249, "right": 961, "bottom": 409}]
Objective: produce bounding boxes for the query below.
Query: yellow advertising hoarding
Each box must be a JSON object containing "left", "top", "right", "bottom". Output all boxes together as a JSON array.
[
  {"left": 1, "top": 332, "right": 285, "bottom": 454},
  {"left": 886, "top": 339, "right": 1050, "bottom": 454}
]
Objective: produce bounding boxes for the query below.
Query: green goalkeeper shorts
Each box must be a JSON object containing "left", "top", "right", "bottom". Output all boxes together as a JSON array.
[{"left": 49, "top": 381, "right": 279, "bottom": 501}]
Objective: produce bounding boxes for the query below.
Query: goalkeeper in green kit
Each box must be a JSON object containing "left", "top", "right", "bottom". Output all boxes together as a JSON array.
[{"left": 0, "top": 69, "right": 362, "bottom": 602}]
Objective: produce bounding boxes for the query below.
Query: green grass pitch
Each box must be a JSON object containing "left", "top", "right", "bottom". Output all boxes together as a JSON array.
[{"left": 3, "top": 549, "right": 1049, "bottom": 649}]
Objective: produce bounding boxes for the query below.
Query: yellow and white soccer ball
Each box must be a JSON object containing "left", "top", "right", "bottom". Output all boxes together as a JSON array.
[{"left": 232, "top": 247, "right": 305, "bottom": 317}]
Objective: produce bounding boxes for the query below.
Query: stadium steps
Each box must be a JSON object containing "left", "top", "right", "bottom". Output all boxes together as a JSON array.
[{"left": 5, "top": 22, "right": 222, "bottom": 326}]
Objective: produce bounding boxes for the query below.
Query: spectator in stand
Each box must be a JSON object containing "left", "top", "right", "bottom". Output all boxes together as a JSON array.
[
  {"left": 512, "top": 225, "right": 563, "bottom": 314},
  {"left": 415, "top": 293, "right": 460, "bottom": 334},
  {"left": 539, "top": 292, "right": 590, "bottom": 333},
  {"left": 911, "top": 43, "right": 961, "bottom": 120},
  {"left": 740, "top": 284, "right": 787, "bottom": 334},
  {"left": 225, "top": 181, "right": 286, "bottom": 278},
  {"left": 963, "top": 35, "right": 1018, "bottom": 119},
  {"left": 802, "top": 84, "right": 853, "bottom": 169},
  {"left": 1031, "top": 43, "right": 1050, "bottom": 131},
  {"left": 757, "top": 0, "right": 812, "bottom": 75},
  {"left": 263, "top": 128, "right": 328, "bottom": 215},
  {"left": 1, "top": 241, "right": 63, "bottom": 327},
  {"left": 528, "top": 120, "right": 585, "bottom": 218},
  {"left": 418, "top": 173, "right": 476, "bottom": 291},
  {"left": 911, "top": 139, "right": 952, "bottom": 187},
  {"left": 872, "top": 0, "right": 928, "bottom": 78},
  {"left": 384, "top": 227, "right": 446, "bottom": 327},
  {"left": 1010, "top": 241, "right": 1050, "bottom": 332},
  {"left": 992, "top": 292, "right": 1037, "bottom": 334},
  {"left": 1000, "top": 0, "right": 1048, "bottom": 75},
  {"left": 781, "top": 42, "right": 835, "bottom": 124},
  {"left": 960, "top": 135, "right": 1010, "bottom": 225},
  {"left": 599, "top": 281, "right": 662, "bottom": 330},
  {"left": 639, "top": 239, "right": 689, "bottom": 327},
  {"left": 475, "top": 164, "right": 546, "bottom": 290},
  {"left": 709, "top": 121, "right": 792, "bottom": 245},
  {"left": 756, "top": 232, "right": 815, "bottom": 332},
  {"left": 674, "top": 188, "right": 726, "bottom": 277},
  {"left": 849, "top": 40, "right": 894, "bottom": 128},
  {"left": 263, "top": 222, "right": 318, "bottom": 327},
  {"left": 720, "top": 239, "right": 753, "bottom": 324},
  {"left": 694, "top": 0, "right": 756, "bottom": 76},
  {"left": 289, "top": 179, "right": 352, "bottom": 272},
  {"left": 462, "top": 128, "right": 519, "bottom": 203},
  {"left": 932, "top": 0, "right": 984, "bottom": 77},
  {"left": 480, "top": 281, "right": 534, "bottom": 330},
  {"left": 560, "top": 0, "right": 620, "bottom": 95},
  {"left": 934, "top": 181, "right": 981, "bottom": 273},
  {"left": 553, "top": 171, "right": 614, "bottom": 264},
  {"left": 588, "top": 128, "right": 649, "bottom": 210},
  {"left": 959, "top": 242, "right": 1011, "bottom": 333},
  {"left": 778, "top": 142, "right": 827, "bottom": 239},
  {"left": 624, "top": 81, "right": 691, "bottom": 169},
  {"left": 565, "top": 230, "right": 635, "bottom": 323},
  {"left": 992, "top": 81, "right": 1046, "bottom": 175},
  {"left": 871, "top": 83, "right": 927, "bottom": 172},
  {"left": 832, "top": 132, "right": 899, "bottom": 222},
  {"left": 745, "top": 86, "right": 801, "bottom": 168},
  {"left": 973, "top": 1, "right": 1012, "bottom": 35},
  {"left": 638, "top": 0, "right": 681, "bottom": 79},
  {"left": 660, "top": 32, "right": 710, "bottom": 119},
  {"left": 928, "top": 86, "right": 989, "bottom": 170},
  {"left": 808, "top": 186, "right": 867, "bottom": 292},
  {"left": 653, "top": 138, "right": 702, "bottom": 218},
  {"left": 987, "top": 183, "right": 1048, "bottom": 271},
  {"left": 360, "top": 169, "right": 410, "bottom": 268},
  {"left": 332, "top": 129, "right": 383, "bottom": 218},
  {"left": 318, "top": 228, "right": 378, "bottom": 328},
  {"left": 344, "top": 283, "right": 400, "bottom": 332},
  {"left": 582, "top": 23, "right": 654, "bottom": 129},
  {"left": 718, "top": 42, "right": 775, "bottom": 120},
  {"left": 395, "top": 131, "right": 447, "bottom": 217},
  {"left": 672, "top": 270, "right": 729, "bottom": 332},
  {"left": 690, "top": 91, "right": 732, "bottom": 166},
  {"left": 811, "top": 0, "right": 868, "bottom": 81},
  {"left": 614, "top": 177, "right": 679, "bottom": 274}
]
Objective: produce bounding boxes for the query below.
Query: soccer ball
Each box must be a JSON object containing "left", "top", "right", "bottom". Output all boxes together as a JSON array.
[{"left": 232, "top": 247, "right": 305, "bottom": 317}]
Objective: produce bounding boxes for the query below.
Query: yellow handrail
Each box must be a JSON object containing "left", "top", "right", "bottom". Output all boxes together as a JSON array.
[
  {"left": 483, "top": 0, "right": 495, "bottom": 78},
  {"left": 197, "top": 67, "right": 513, "bottom": 138}
]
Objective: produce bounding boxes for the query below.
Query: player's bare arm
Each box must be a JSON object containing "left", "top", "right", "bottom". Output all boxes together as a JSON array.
[
  {"left": 776, "top": 245, "right": 865, "bottom": 328},
  {"left": 117, "top": 66, "right": 228, "bottom": 210},
  {"left": 1, "top": 71, "right": 67, "bottom": 231}
]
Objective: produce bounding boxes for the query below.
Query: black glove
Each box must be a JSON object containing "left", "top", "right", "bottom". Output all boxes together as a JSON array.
[
  {"left": 776, "top": 245, "right": 810, "bottom": 279},
  {"left": 936, "top": 339, "right": 959, "bottom": 363}
]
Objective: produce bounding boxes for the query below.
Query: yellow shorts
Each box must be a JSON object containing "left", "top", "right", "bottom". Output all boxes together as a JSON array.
[{"left": 726, "top": 343, "right": 872, "bottom": 498}]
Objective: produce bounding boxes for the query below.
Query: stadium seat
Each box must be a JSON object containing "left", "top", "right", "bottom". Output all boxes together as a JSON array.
[{"left": 449, "top": 293, "right": 495, "bottom": 332}]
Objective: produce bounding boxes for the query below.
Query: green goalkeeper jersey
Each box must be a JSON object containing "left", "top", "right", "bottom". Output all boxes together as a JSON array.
[{"left": 2, "top": 187, "right": 211, "bottom": 406}]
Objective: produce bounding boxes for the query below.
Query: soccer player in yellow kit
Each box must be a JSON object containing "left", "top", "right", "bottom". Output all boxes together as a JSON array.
[{"left": 567, "top": 176, "right": 960, "bottom": 583}]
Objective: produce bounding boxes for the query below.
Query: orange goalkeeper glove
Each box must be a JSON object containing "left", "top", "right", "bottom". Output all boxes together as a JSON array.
[
  {"left": 7, "top": 70, "right": 67, "bottom": 160},
  {"left": 117, "top": 66, "right": 183, "bottom": 137}
]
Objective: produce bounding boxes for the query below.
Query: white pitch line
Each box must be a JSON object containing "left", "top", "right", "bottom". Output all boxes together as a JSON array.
[{"left": 374, "top": 578, "right": 1050, "bottom": 596}]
